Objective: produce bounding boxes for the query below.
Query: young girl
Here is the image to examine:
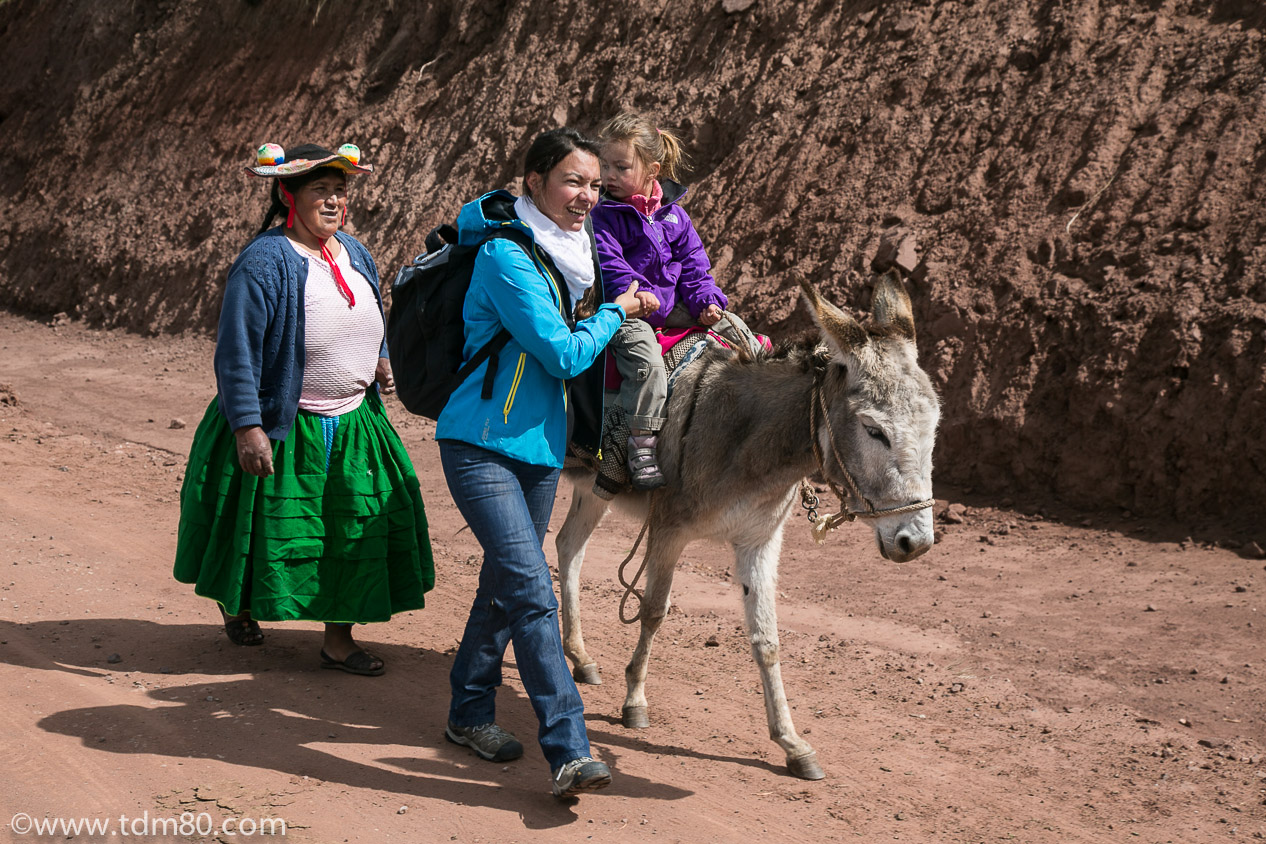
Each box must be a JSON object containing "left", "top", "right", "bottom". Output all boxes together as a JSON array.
[{"left": 591, "top": 112, "right": 756, "bottom": 490}]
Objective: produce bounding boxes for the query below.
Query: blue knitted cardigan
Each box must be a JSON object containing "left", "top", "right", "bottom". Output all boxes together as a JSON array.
[{"left": 213, "top": 227, "right": 387, "bottom": 440}]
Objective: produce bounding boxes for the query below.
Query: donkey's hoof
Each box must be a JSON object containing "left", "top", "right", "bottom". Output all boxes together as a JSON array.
[
  {"left": 787, "top": 751, "right": 826, "bottom": 780},
  {"left": 573, "top": 663, "right": 602, "bottom": 685},
  {"left": 622, "top": 705, "right": 650, "bottom": 729}
]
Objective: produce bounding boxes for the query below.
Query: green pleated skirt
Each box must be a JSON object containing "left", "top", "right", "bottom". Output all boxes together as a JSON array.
[{"left": 173, "top": 392, "right": 435, "bottom": 623}]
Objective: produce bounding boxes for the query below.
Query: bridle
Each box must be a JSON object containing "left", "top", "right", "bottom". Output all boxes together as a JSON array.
[
  {"left": 618, "top": 360, "right": 935, "bottom": 622},
  {"left": 801, "top": 368, "right": 934, "bottom": 539}
]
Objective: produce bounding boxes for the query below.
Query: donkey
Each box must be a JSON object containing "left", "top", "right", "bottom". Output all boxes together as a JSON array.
[{"left": 555, "top": 270, "right": 941, "bottom": 780}]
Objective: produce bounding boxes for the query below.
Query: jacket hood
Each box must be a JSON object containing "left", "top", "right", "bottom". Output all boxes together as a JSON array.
[
  {"left": 456, "top": 190, "right": 533, "bottom": 247},
  {"left": 658, "top": 178, "right": 688, "bottom": 206},
  {"left": 598, "top": 178, "right": 688, "bottom": 211}
]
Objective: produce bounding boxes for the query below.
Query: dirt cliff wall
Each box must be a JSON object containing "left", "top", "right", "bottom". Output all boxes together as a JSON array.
[{"left": 2, "top": 0, "right": 1263, "bottom": 520}]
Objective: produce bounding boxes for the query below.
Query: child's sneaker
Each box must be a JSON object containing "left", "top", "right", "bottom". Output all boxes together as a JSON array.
[
  {"left": 551, "top": 756, "right": 612, "bottom": 798},
  {"left": 627, "top": 435, "right": 666, "bottom": 490}
]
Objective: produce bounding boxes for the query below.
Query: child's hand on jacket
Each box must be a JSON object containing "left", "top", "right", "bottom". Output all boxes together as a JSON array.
[{"left": 699, "top": 304, "right": 723, "bottom": 325}]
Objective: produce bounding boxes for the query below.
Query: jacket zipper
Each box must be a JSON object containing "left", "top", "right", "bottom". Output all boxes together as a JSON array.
[
  {"left": 529, "top": 235, "right": 605, "bottom": 457},
  {"left": 531, "top": 245, "right": 565, "bottom": 313},
  {"left": 503, "top": 353, "right": 527, "bottom": 422},
  {"left": 505, "top": 235, "right": 604, "bottom": 456}
]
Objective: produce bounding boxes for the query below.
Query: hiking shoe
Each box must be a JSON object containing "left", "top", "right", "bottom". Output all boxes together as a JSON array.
[
  {"left": 627, "top": 435, "right": 667, "bottom": 491},
  {"left": 445, "top": 722, "right": 524, "bottom": 762},
  {"left": 551, "top": 756, "right": 612, "bottom": 798}
]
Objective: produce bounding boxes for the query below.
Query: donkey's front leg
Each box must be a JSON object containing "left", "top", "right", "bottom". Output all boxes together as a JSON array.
[
  {"left": 622, "top": 528, "right": 689, "bottom": 729},
  {"left": 735, "top": 527, "right": 826, "bottom": 780},
  {"left": 555, "top": 480, "right": 610, "bottom": 685}
]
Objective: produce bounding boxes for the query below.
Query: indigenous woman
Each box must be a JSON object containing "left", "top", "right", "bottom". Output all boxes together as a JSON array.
[
  {"left": 174, "top": 142, "right": 434, "bottom": 676},
  {"left": 435, "top": 128, "right": 651, "bottom": 797}
]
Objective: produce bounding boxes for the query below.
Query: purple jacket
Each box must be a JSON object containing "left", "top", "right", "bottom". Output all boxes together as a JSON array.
[{"left": 591, "top": 180, "right": 728, "bottom": 329}]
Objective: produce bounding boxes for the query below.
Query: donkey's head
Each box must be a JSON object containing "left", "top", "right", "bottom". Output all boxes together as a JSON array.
[{"left": 800, "top": 270, "right": 940, "bottom": 562}]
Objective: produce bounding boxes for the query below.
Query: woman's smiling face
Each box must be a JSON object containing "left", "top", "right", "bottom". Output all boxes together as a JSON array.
[
  {"left": 527, "top": 150, "right": 601, "bottom": 232},
  {"left": 288, "top": 170, "right": 348, "bottom": 242}
]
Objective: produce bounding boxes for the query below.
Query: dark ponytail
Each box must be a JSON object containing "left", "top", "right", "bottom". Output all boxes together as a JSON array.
[{"left": 257, "top": 180, "right": 288, "bottom": 234}]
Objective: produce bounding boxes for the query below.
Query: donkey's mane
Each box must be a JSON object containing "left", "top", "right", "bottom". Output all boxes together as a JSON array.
[
  {"left": 750, "top": 333, "right": 830, "bottom": 372},
  {"left": 738, "top": 321, "right": 905, "bottom": 372}
]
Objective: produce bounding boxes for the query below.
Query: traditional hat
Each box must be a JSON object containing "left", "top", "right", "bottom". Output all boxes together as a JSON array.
[
  {"left": 247, "top": 142, "right": 372, "bottom": 310},
  {"left": 245, "top": 142, "right": 374, "bottom": 178}
]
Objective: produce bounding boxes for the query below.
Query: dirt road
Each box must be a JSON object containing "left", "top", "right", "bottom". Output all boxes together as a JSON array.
[{"left": 1, "top": 312, "right": 1262, "bottom": 843}]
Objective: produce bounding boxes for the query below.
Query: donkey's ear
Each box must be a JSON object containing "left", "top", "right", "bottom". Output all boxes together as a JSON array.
[
  {"left": 870, "top": 268, "right": 916, "bottom": 342},
  {"left": 799, "top": 276, "right": 868, "bottom": 356}
]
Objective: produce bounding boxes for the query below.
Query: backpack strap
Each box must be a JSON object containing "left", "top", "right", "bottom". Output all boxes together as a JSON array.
[
  {"left": 459, "top": 226, "right": 539, "bottom": 400},
  {"left": 424, "top": 223, "right": 459, "bottom": 254},
  {"left": 456, "top": 224, "right": 583, "bottom": 401},
  {"left": 456, "top": 326, "right": 512, "bottom": 400},
  {"left": 585, "top": 214, "right": 603, "bottom": 290},
  {"left": 490, "top": 225, "right": 571, "bottom": 322}
]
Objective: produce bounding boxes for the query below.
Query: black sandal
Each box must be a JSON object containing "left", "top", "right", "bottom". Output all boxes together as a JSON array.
[
  {"left": 220, "top": 609, "right": 264, "bottom": 646},
  {"left": 320, "top": 648, "right": 385, "bottom": 676}
]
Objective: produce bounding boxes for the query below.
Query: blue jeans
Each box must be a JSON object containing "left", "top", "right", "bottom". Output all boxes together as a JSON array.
[{"left": 438, "top": 440, "right": 591, "bottom": 769}]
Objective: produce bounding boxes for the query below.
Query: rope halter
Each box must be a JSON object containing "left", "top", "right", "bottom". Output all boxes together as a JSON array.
[{"left": 803, "top": 372, "right": 934, "bottom": 544}]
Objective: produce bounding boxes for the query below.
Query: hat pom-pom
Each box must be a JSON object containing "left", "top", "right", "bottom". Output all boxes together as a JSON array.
[
  {"left": 337, "top": 143, "right": 361, "bottom": 165},
  {"left": 256, "top": 143, "right": 285, "bottom": 166}
]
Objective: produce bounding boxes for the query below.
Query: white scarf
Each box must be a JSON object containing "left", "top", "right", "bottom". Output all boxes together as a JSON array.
[{"left": 514, "top": 195, "right": 595, "bottom": 308}]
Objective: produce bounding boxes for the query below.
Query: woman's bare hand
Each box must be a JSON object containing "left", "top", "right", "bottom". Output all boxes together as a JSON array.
[
  {"left": 234, "top": 425, "right": 274, "bottom": 477},
  {"left": 614, "top": 281, "right": 652, "bottom": 319},
  {"left": 375, "top": 357, "right": 395, "bottom": 395}
]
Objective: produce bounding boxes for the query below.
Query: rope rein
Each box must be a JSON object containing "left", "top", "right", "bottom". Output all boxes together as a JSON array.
[{"left": 617, "top": 502, "right": 653, "bottom": 625}]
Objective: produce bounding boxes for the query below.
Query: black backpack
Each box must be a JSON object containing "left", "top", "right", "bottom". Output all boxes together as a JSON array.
[{"left": 386, "top": 223, "right": 534, "bottom": 420}]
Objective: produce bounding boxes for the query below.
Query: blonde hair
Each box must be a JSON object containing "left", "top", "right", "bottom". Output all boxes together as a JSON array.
[{"left": 597, "top": 112, "right": 689, "bottom": 183}]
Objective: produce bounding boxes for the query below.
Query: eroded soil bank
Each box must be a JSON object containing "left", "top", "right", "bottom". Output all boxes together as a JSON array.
[{"left": 1, "top": 2, "right": 1264, "bottom": 513}]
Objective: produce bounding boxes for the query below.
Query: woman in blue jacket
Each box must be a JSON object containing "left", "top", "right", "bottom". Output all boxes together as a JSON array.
[
  {"left": 174, "top": 142, "right": 434, "bottom": 675},
  {"left": 435, "top": 128, "right": 649, "bottom": 798}
]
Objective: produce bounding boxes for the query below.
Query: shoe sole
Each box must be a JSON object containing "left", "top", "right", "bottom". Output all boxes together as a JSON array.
[
  {"left": 444, "top": 726, "right": 524, "bottom": 762},
  {"left": 553, "top": 769, "right": 613, "bottom": 798}
]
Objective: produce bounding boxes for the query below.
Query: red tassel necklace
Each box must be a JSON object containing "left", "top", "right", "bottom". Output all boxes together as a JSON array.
[{"left": 281, "top": 185, "right": 355, "bottom": 308}]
